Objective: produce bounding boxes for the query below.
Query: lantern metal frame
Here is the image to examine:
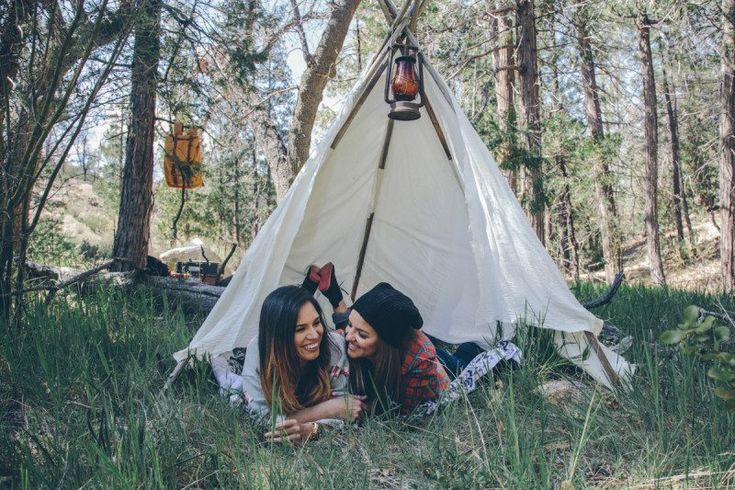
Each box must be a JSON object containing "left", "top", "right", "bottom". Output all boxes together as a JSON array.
[{"left": 384, "top": 43, "right": 426, "bottom": 121}]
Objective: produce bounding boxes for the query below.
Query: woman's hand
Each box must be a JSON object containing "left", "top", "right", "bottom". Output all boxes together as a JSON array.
[
  {"left": 264, "top": 419, "right": 314, "bottom": 443},
  {"left": 328, "top": 394, "right": 368, "bottom": 422},
  {"left": 285, "top": 394, "right": 368, "bottom": 425}
]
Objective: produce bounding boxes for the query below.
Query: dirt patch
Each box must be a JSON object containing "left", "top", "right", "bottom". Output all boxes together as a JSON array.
[{"left": 582, "top": 219, "right": 725, "bottom": 293}]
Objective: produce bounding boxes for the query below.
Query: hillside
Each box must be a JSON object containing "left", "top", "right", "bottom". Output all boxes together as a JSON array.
[{"left": 42, "top": 178, "right": 218, "bottom": 262}]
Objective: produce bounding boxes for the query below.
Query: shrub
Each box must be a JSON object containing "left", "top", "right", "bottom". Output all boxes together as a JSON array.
[{"left": 660, "top": 306, "right": 735, "bottom": 408}]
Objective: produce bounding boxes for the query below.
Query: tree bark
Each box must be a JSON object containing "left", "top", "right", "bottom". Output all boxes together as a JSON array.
[
  {"left": 0, "top": 0, "right": 33, "bottom": 136},
  {"left": 515, "top": 0, "right": 544, "bottom": 243},
  {"left": 112, "top": 0, "right": 161, "bottom": 271},
  {"left": 681, "top": 167, "right": 694, "bottom": 247},
  {"left": 0, "top": 0, "right": 33, "bottom": 315},
  {"left": 248, "top": 91, "right": 290, "bottom": 199},
  {"left": 637, "top": 13, "right": 666, "bottom": 286},
  {"left": 662, "top": 66, "right": 686, "bottom": 244},
  {"left": 233, "top": 156, "right": 242, "bottom": 245},
  {"left": 720, "top": 0, "right": 735, "bottom": 291},
  {"left": 547, "top": 8, "right": 578, "bottom": 278},
  {"left": 277, "top": 0, "right": 360, "bottom": 202},
  {"left": 573, "top": 9, "right": 621, "bottom": 282},
  {"left": 490, "top": 0, "right": 518, "bottom": 194},
  {"left": 557, "top": 156, "right": 580, "bottom": 279}
]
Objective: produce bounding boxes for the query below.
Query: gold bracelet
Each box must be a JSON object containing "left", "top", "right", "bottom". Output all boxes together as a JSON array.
[{"left": 309, "top": 422, "right": 320, "bottom": 440}]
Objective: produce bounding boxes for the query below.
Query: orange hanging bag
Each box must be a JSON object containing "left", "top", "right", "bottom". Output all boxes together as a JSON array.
[{"left": 164, "top": 121, "right": 204, "bottom": 188}]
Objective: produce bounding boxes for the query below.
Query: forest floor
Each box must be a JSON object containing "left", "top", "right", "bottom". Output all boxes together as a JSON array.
[
  {"left": 1, "top": 283, "right": 734, "bottom": 487},
  {"left": 582, "top": 218, "right": 723, "bottom": 293}
]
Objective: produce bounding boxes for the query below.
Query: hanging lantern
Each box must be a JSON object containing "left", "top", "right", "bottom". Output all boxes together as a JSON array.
[
  {"left": 384, "top": 43, "right": 425, "bottom": 121},
  {"left": 164, "top": 121, "right": 204, "bottom": 189}
]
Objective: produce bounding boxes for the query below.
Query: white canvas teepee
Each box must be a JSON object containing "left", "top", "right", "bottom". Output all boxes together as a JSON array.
[{"left": 173, "top": 23, "right": 633, "bottom": 389}]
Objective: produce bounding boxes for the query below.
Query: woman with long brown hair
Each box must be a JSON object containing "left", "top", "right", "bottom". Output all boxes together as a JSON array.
[
  {"left": 240, "top": 285, "right": 365, "bottom": 442},
  {"left": 325, "top": 278, "right": 451, "bottom": 415}
]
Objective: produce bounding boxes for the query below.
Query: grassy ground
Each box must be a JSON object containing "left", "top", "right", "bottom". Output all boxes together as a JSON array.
[{"left": 1, "top": 284, "right": 734, "bottom": 488}]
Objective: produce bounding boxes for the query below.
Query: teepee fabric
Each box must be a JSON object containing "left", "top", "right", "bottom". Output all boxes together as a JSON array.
[{"left": 174, "top": 51, "right": 633, "bottom": 389}]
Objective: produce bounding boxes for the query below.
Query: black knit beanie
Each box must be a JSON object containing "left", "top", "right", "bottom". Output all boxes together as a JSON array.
[{"left": 351, "top": 282, "right": 423, "bottom": 349}]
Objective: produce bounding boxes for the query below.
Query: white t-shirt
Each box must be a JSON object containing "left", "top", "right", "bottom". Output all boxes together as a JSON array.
[{"left": 240, "top": 331, "right": 349, "bottom": 421}]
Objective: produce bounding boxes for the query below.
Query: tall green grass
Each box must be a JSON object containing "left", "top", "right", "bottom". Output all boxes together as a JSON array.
[{"left": 1, "top": 284, "right": 734, "bottom": 488}]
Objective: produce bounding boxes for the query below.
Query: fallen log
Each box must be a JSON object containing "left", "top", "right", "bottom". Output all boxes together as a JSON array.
[
  {"left": 23, "top": 259, "right": 137, "bottom": 304},
  {"left": 25, "top": 261, "right": 81, "bottom": 283},
  {"left": 21, "top": 261, "right": 224, "bottom": 315},
  {"left": 144, "top": 276, "right": 224, "bottom": 314}
]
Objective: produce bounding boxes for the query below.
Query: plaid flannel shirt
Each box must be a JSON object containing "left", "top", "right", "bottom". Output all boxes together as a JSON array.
[{"left": 400, "top": 330, "right": 450, "bottom": 414}]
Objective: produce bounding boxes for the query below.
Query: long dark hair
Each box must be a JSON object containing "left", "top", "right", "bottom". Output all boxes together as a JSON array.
[
  {"left": 349, "top": 336, "right": 405, "bottom": 414},
  {"left": 258, "top": 285, "right": 332, "bottom": 414}
]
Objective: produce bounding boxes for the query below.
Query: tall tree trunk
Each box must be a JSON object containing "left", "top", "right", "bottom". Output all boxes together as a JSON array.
[
  {"left": 490, "top": 1, "right": 518, "bottom": 193},
  {"left": 0, "top": 112, "right": 32, "bottom": 317},
  {"left": 720, "top": 0, "right": 735, "bottom": 292},
  {"left": 681, "top": 169, "right": 695, "bottom": 247},
  {"left": 558, "top": 156, "right": 580, "bottom": 279},
  {"left": 516, "top": 0, "right": 544, "bottom": 243},
  {"left": 0, "top": 0, "right": 33, "bottom": 316},
  {"left": 233, "top": 156, "right": 242, "bottom": 245},
  {"left": 278, "top": 0, "right": 360, "bottom": 202},
  {"left": 573, "top": 9, "right": 621, "bottom": 283},
  {"left": 637, "top": 13, "right": 666, "bottom": 286},
  {"left": 547, "top": 7, "right": 578, "bottom": 278},
  {"left": 662, "top": 66, "right": 686, "bottom": 244},
  {"left": 0, "top": 0, "right": 32, "bottom": 136},
  {"left": 112, "top": 0, "right": 161, "bottom": 271}
]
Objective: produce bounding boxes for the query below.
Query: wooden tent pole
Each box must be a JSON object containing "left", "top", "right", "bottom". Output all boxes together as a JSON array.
[
  {"left": 330, "top": 61, "right": 388, "bottom": 150},
  {"left": 584, "top": 331, "right": 621, "bottom": 388},
  {"left": 409, "top": 0, "right": 427, "bottom": 31},
  {"left": 423, "top": 97, "right": 452, "bottom": 160},
  {"left": 392, "top": 0, "right": 413, "bottom": 29},
  {"left": 159, "top": 357, "right": 188, "bottom": 395},
  {"left": 351, "top": 213, "right": 374, "bottom": 300},
  {"left": 361, "top": 16, "right": 408, "bottom": 82},
  {"left": 351, "top": 119, "right": 395, "bottom": 300},
  {"left": 380, "top": 0, "right": 398, "bottom": 18},
  {"left": 378, "top": 119, "right": 395, "bottom": 170},
  {"left": 330, "top": 16, "right": 410, "bottom": 150}
]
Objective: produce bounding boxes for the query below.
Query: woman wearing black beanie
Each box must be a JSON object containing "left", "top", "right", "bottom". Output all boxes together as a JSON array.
[{"left": 317, "top": 274, "right": 451, "bottom": 415}]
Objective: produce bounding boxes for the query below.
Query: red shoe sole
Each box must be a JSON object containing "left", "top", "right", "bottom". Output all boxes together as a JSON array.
[
  {"left": 318, "top": 262, "right": 334, "bottom": 292},
  {"left": 309, "top": 265, "right": 321, "bottom": 284}
]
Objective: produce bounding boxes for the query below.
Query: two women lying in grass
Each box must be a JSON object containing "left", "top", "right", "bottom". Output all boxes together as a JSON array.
[{"left": 240, "top": 263, "right": 483, "bottom": 442}]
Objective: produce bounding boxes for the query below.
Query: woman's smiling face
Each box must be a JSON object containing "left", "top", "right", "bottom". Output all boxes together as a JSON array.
[
  {"left": 344, "top": 309, "right": 379, "bottom": 360},
  {"left": 294, "top": 302, "right": 324, "bottom": 362}
]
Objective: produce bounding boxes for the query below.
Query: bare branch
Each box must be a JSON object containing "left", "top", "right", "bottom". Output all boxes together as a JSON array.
[{"left": 290, "top": 0, "right": 313, "bottom": 66}]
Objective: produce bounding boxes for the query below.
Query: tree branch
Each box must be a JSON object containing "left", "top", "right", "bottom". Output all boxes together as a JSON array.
[
  {"left": 290, "top": 0, "right": 314, "bottom": 66},
  {"left": 217, "top": 243, "right": 237, "bottom": 277},
  {"left": 582, "top": 272, "right": 624, "bottom": 310}
]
